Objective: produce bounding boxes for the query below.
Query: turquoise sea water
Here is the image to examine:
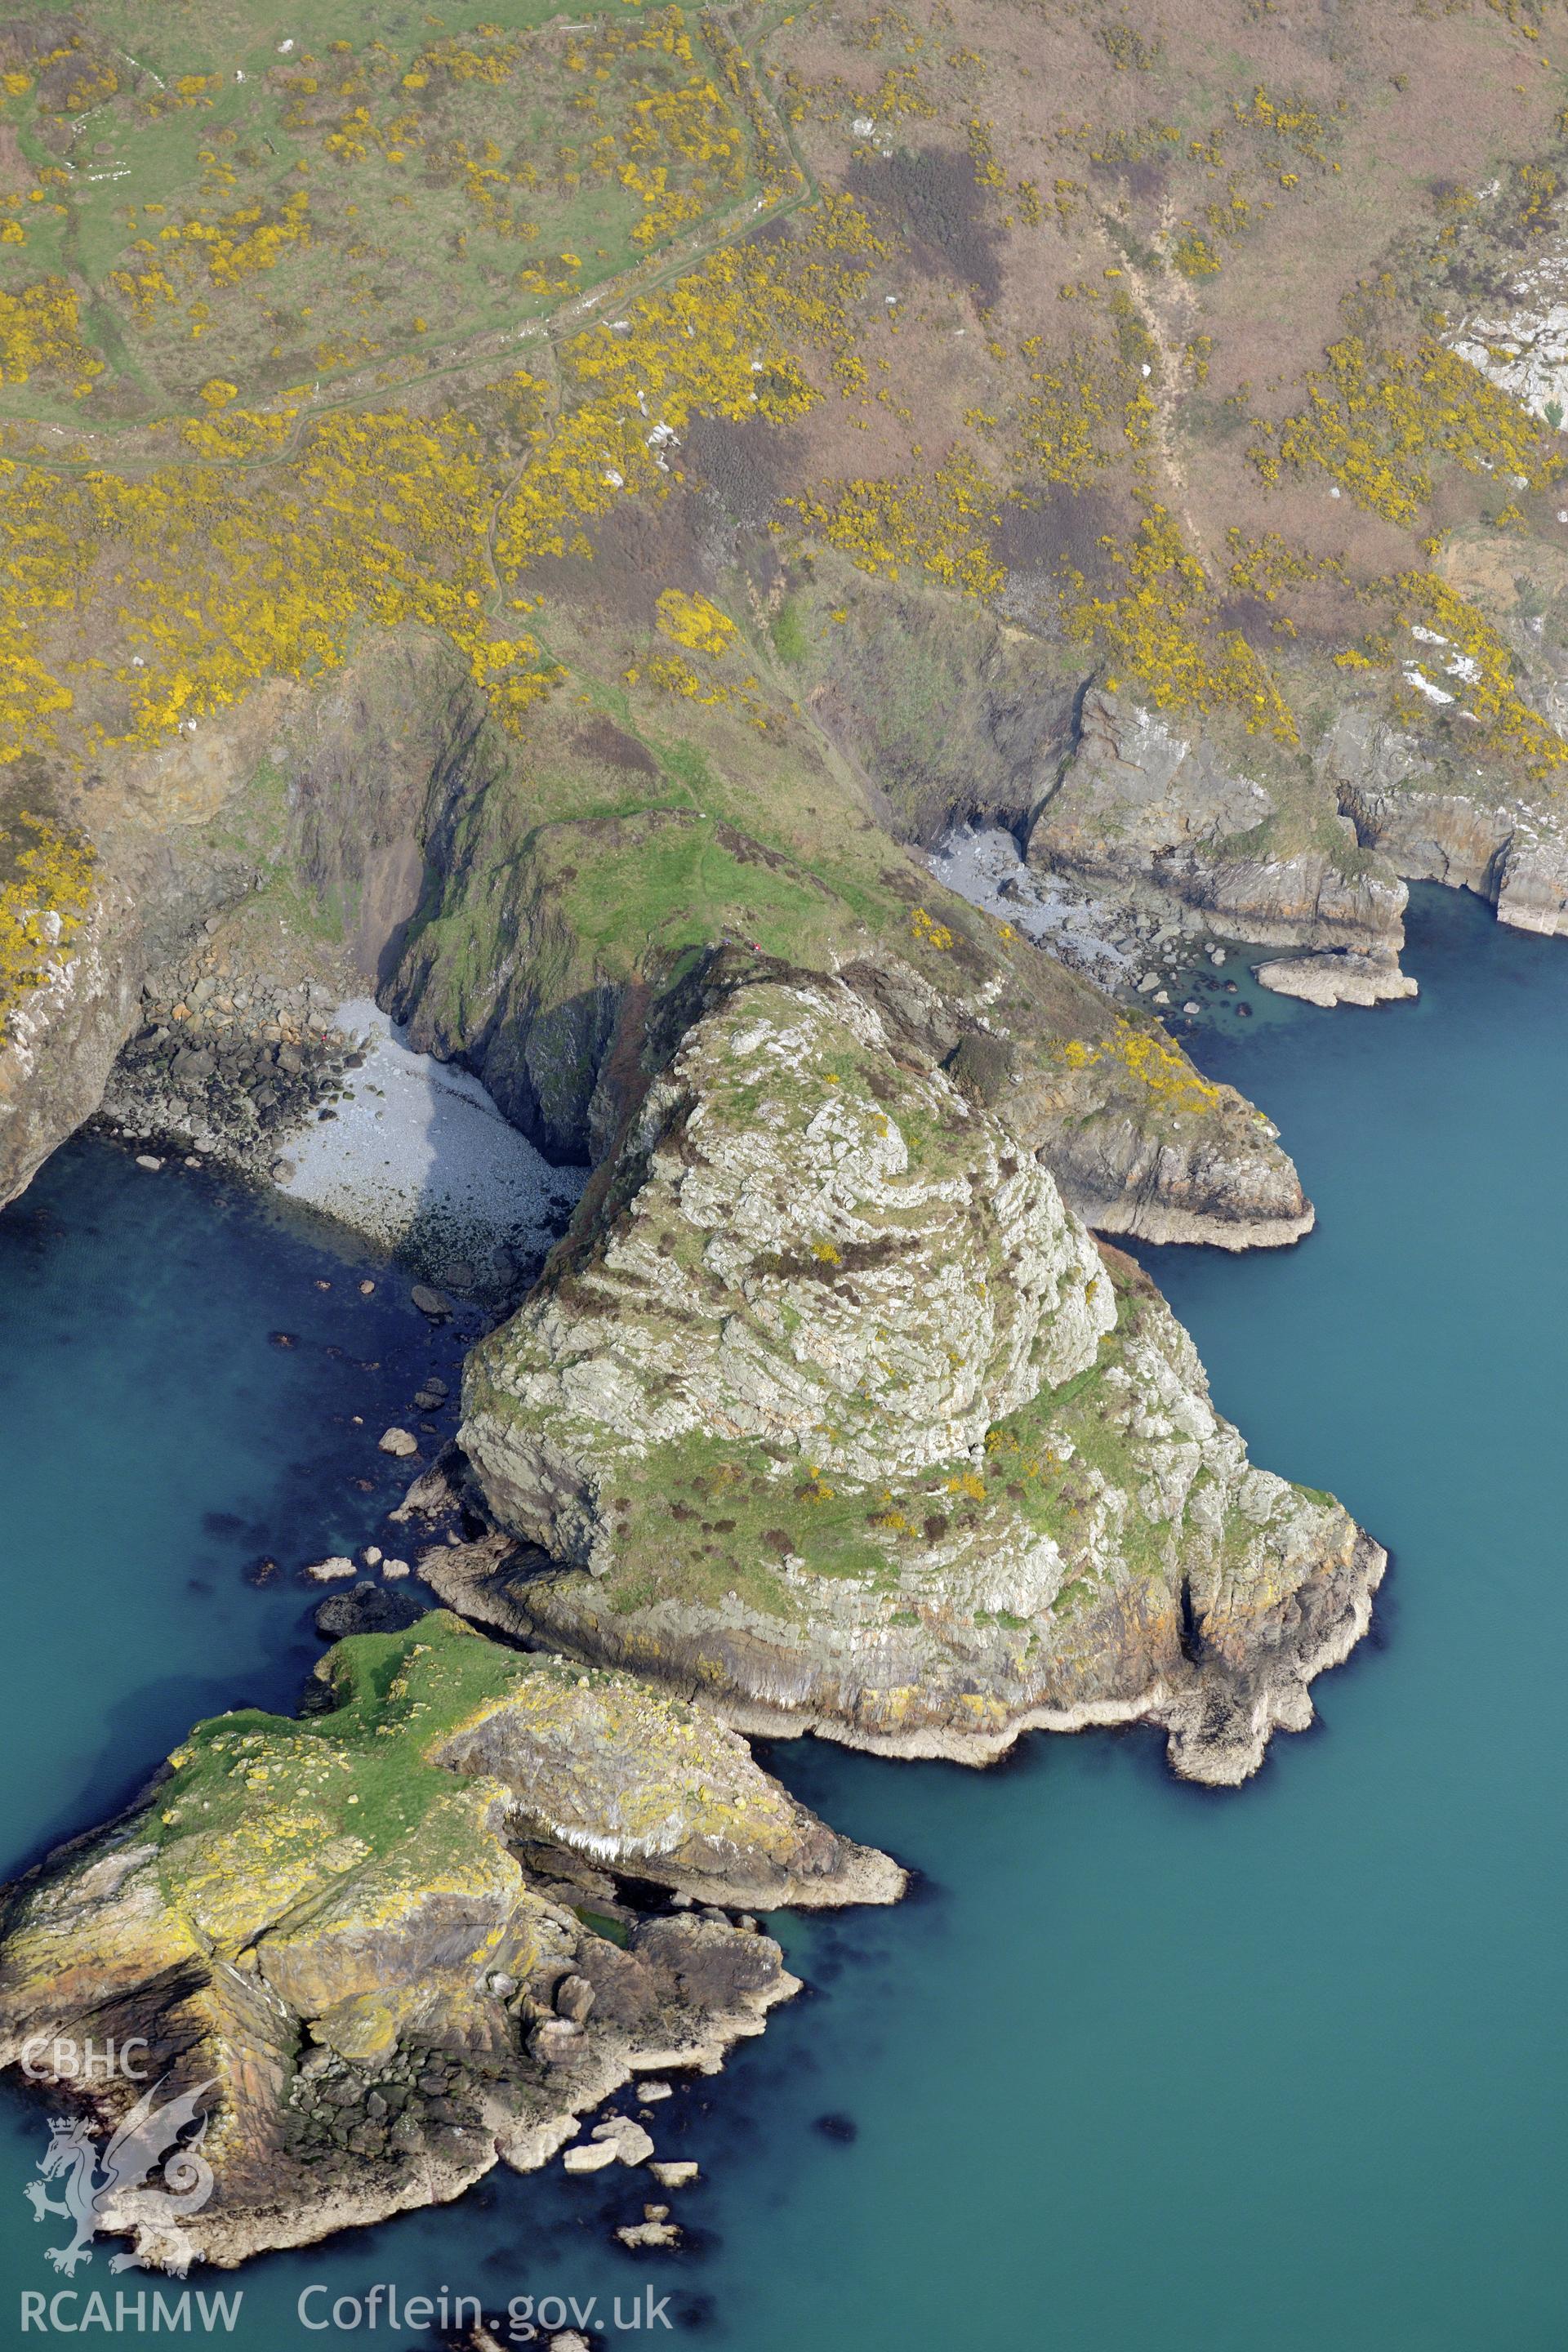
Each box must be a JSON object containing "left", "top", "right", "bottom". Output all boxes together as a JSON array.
[{"left": 1, "top": 880, "right": 1564, "bottom": 2350}]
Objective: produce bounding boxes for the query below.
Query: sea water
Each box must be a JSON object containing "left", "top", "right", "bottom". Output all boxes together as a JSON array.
[{"left": 0, "top": 881, "right": 1562, "bottom": 2351}]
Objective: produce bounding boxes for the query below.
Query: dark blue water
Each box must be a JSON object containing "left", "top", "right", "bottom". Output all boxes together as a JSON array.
[{"left": 1, "top": 883, "right": 1563, "bottom": 2350}]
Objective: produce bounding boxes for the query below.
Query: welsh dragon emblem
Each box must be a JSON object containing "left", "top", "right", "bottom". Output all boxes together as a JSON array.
[{"left": 24, "top": 2077, "right": 216, "bottom": 2276}]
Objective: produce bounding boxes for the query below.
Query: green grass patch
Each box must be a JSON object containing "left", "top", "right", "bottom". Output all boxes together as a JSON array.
[{"left": 768, "top": 598, "right": 808, "bottom": 666}]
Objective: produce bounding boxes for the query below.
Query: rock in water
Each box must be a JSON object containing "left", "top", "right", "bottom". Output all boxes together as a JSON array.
[
  {"left": 1254, "top": 953, "right": 1419, "bottom": 1009},
  {"left": 451, "top": 972, "right": 1385, "bottom": 1788},
  {"left": 0, "top": 1613, "right": 899, "bottom": 2269},
  {"left": 589, "top": 2115, "right": 653, "bottom": 2165},
  {"left": 303, "top": 1554, "right": 357, "bottom": 1582},
  {"left": 378, "top": 1426, "right": 420, "bottom": 1458},
  {"left": 617, "top": 2218, "right": 679, "bottom": 2248}
]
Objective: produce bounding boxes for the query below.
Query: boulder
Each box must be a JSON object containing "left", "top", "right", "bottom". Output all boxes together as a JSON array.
[
  {"left": 303, "top": 1555, "right": 357, "bottom": 1583},
  {"left": 590, "top": 2115, "right": 653, "bottom": 2166},
  {"left": 314, "top": 1582, "right": 425, "bottom": 1639}
]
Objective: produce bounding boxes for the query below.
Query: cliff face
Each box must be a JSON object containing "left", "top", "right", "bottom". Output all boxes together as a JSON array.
[
  {"left": 2, "top": 616, "right": 1313, "bottom": 1272},
  {"left": 453, "top": 973, "right": 1383, "bottom": 1788},
  {"left": 1027, "top": 690, "right": 1411, "bottom": 962},
  {"left": 364, "top": 670, "right": 1312, "bottom": 1252},
  {"left": 0, "top": 892, "right": 135, "bottom": 1209},
  {"left": 1322, "top": 706, "right": 1568, "bottom": 939},
  {"left": 0, "top": 1614, "right": 900, "bottom": 2270},
  {"left": 0, "top": 688, "right": 320, "bottom": 1213},
  {"left": 1021, "top": 668, "right": 1568, "bottom": 982}
]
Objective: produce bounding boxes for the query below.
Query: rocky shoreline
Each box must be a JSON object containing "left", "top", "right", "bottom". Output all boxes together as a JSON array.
[
  {"left": 0, "top": 928, "right": 1389, "bottom": 2274},
  {"left": 0, "top": 681, "right": 1415, "bottom": 2278},
  {"left": 101, "top": 960, "right": 363, "bottom": 1177}
]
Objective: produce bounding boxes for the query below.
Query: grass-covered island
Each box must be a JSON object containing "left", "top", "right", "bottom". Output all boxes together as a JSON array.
[{"left": 0, "top": 1611, "right": 900, "bottom": 2269}]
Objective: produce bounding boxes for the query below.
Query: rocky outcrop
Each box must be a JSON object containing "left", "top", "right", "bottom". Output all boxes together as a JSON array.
[
  {"left": 1322, "top": 707, "right": 1568, "bottom": 938},
  {"left": 0, "top": 1614, "right": 900, "bottom": 2270},
  {"left": 1003, "top": 1030, "right": 1312, "bottom": 1250},
  {"left": 452, "top": 973, "right": 1383, "bottom": 1786},
  {"left": 1255, "top": 952, "right": 1419, "bottom": 1009},
  {"left": 1029, "top": 690, "right": 1410, "bottom": 958},
  {"left": 828, "top": 940, "right": 1312, "bottom": 1253},
  {"left": 274, "top": 642, "right": 1315, "bottom": 1249}
]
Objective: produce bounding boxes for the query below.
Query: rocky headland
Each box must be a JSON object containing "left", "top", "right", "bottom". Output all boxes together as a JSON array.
[{"left": 443, "top": 965, "right": 1383, "bottom": 1788}]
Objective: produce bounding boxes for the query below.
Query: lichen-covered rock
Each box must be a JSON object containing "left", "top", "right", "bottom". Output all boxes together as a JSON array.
[
  {"left": 836, "top": 943, "right": 1313, "bottom": 1253},
  {"left": 464, "top": 973, "right": 1114, "bottom": 1545},
  {"left": 0, "top": 1613, "right": 898, "bottom": 2268},
  {"left": 454, "top": 979, "right": 1383, "bottom": 1786},
  {"left": 432, "top": 1657, "right": 903, "bottom": 1908},
  {"left": 1003, "top": 1009, "right": 1313, "bottom": 1250}
]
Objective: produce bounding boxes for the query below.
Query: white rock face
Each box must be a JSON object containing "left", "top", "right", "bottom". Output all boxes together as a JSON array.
[{"left": 1451, "top": 275, "right": 1568, "bottom": 421}]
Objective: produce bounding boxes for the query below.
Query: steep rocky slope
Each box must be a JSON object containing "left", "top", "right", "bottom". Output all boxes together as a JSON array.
[
  {"left": 446, "top": 970, "right": 1382, "bottom": 1787},
  {"left": 0, "top": 1613, "right": 900, "bottom": 2269}
]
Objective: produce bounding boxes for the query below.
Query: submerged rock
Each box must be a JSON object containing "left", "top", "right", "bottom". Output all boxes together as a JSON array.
[
  {"left": 450, "top": 973, "right": 1384, "bottom": 1788},
  {"left": 0, "top": 1613, "right": 900, "bottom": 2270}
]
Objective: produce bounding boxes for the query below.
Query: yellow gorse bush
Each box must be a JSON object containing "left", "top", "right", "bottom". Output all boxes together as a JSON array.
[
  {"left": 909, "top": 907, "right": 954, "bottom": 950},
  {"left": 1394, "top": 573, "right": 1568, "bottom": 778},
  {"left": 109, "top": 189, "right": 313, "bottom": 320},
  {"left": 1059, "top": 1018, "right": 1223, "bottom": 1116},
  {"left": 0, "top": 278, "right": 100, "bottom": 392},
  {"left": 1062, "top": 506, "right": 1298, "bottom": 742},
  {"left": 657, "top": 590, "right": 737, "bottom": 655},
  {"left": 785, "top": 448, "right": 1004, "bottom": 597},
  {"left": 0, "top": 185, "right": 896, "bottom": 762},
  {"left": 1233, "top": 84, "right": 1328, "bottom": 162},
  {"left": 1255, "top": 335, "right": 1559, "bottom": 523},
  {"left": 0, "top": 389, "right": 557, "bottom": 757}
]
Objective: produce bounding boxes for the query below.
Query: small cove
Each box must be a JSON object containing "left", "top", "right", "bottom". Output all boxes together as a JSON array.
[{"left": 0, "top": 880, "right": 1563, "bottom": 2350}]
